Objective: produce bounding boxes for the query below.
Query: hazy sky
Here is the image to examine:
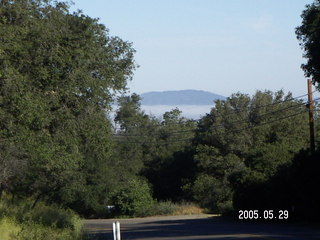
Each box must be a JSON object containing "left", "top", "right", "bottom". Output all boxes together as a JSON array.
[{"left": 71, "top": 0, "right": 314, "bottom": 98}]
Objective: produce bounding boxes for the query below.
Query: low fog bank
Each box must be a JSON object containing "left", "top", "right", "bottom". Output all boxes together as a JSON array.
[{"left": 141, "top": 105, "right": 213, "bottom": 119}]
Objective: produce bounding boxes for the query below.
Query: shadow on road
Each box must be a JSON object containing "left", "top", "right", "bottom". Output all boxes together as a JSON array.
[{"left": 85, "top": 215, "right": 320, "bottom": 240}]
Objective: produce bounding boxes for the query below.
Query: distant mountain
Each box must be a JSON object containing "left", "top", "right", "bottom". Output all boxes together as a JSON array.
[{"left": 140, "top": 90, "right": 225, "bottom": 105}]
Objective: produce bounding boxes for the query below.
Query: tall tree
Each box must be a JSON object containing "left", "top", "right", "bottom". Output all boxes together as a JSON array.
[
  {"left": 141, "top": 108, "right": 196, "bottom": 200},
  {"left": 296, "top": 0, "right": 320, "bottom": 87},
  {"left": 113, "top": 96, "right": 196, "bottom": 201},
  {"left": 189, "top": 90, "right": 309, "bottom": 212},
  {"left": 0, "top": 0, "right": 136, "bottom": 215},
  {"left": 112, "top": 93, "right": 153, "bottom": 183}
]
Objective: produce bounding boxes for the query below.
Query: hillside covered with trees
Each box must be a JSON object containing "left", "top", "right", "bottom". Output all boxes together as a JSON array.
[{"left": 1, "top": 0, "right": 320, "bottom": 239}]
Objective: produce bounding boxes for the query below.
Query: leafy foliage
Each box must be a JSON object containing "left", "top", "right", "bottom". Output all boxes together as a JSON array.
[
  {"left": 0, "top": 0, "right": 136, "bottom": 216},
  {"left": 0, "top": 195, "right": 83, "bottom": 240},
  {"left": 296, "top": 0, "right": 320, "bottom": 87},
  {"left": 113, "top": 94, "right": 197, "bottom": 201},
  {"left": 189, "top": 90, "right": 309, "bottom": 212},
  {"left": 233, "top": 149, "right": 320, "bottom": 221},
  {"left": 0, "top": 0, "right": 318, "bottom": 225},
  {"left": 111, "top": 178, "right": 155, "bottom": 217}
]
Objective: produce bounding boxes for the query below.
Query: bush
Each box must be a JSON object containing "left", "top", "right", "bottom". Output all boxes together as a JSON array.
[
  {"left": 151, "top": 201, "right": 204, "bottom": 216},
  {"left": 173, "top": 202, "right": 204, "bottom": 215},
  {"left": 25, "top": 203, "right": 82, "bottom": 230},
  {"left": 0, "top": 217, "right": 21, "bottom": 240},
  {"left": 190, "top": 174, "right": 232, "bottom": 213},
  {"left": 233, "top": 149, "right": 320, "bottom": 221},
  {"left": 216, "top": 201, "right": 233, "bottom": 215},
  {"left": 112, "top": 178, "right": 155, "bottom": 217},
  {"left": 0, "top": 215, "right": 82, "bottom": 240},
  {"left": 152, "top": 201, "right": 178, "bottom": 215},
  {"left": 0, "top": 195, "right": 84, "bottom": 240},
  {"left": 17, "top": 222, "right": 82, "bottom": 240}
]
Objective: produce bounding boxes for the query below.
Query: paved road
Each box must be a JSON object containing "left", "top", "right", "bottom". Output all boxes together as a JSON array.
[{"left": 84, "top": 214, "right": 320, "bottom": 240}]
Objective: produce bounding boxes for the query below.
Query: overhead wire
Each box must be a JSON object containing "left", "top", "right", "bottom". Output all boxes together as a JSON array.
[
  {"left": 112, "top": 97, "right": 319, "bottom": 138},
  {"left": 113, "top": 108, "right": 312, "bottom": 145},
  {"left": 111, "top": 91, "right": 317, "bottom": 132},
  {"left": 231, "top": 109, "right": 308, "bottom": 134},
  {"left": 209, "top": 99, "right": 310, "bottom": 127},
  {"left": 110, "top": 90, "right": 320, "bottom": 142},
  {"left": 113, "top": 109, "right": 308, "bottom": 145},
  {"left": 112, "top": 119, "right": 197, "bottom": 131},
  {"left": 208, "top": 91, "right": 315, "bottom": 118},
  {"left": 112, "top": 128, "right": 195, "bottom": 137},
  {"left": 114, "top": 137, "right": 195, "bottom": 145}
]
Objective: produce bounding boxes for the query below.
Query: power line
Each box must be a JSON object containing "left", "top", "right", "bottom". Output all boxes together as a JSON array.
[
  {"left": 112, "top": 128, "right": 196, "bottom": 137},
  {"left": 112, "top": 98, "right": 316, "bottom": 138},
  {"left": 210, "top": 99, "right": 310, "bottom": 127},
  {"left": 231, "top": 110, "right": 308, "bottom": 134},
  {"left": 112, "top": 119, "right": 197, "bottom": 131},
  {"left": 210, "top": 91, "right": 314, "bottom": 118},
  {"left": 113, "top": 137, "right": 194, "bottom": 145},
  {"left": 112, "top": 109, "right": 309, "bottom": 145},
  {"left": 111, "top": 91, "right": 316, "bottom": 132},
  {"left": 194, "top": 109, "right": 308, "bottom": 137}
]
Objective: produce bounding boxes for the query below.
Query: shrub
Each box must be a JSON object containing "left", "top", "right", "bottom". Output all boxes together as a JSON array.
[
  {"left": 17, "top": 222, "right": 82, "bottom": 240},
  {"left": 151, "top": 201, "right": 204, "bottom": 216},
  {"left": 216, "top": 201, "right": 233, "bottom": 215},
  {"left": 112, "top": 178, "right": 155, "bottom": 217},
  {"left": 0, "top": 195, "right": 84, "bottom": 240},
  {"left": 25, "top": 203, "right": 82, "bottom": 230},
  {"left": 0, "top": 217, "right": 21, "bottom": 240},
  {"left": 152, "top": 201, "right": 178, "bottom": 215},
  {"left": 173, "top": 202, "right": 204, "bottom": 215},
  {"left": 191, "top": 174, "right": 232, "bottom": 213}
]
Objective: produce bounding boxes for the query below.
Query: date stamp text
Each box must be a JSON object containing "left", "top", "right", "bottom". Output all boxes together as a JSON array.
[{"left": 238, "top": 210, "right": 289, "bottom": 220}]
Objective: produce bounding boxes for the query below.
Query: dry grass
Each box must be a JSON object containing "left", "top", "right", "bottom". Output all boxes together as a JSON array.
[
  {"left": 0, "top": 194, "right": 84, "bottom": 240},
  {"left": 173, "top": 202, "right": 204, "bottom": 216},
  {"left": 152, "top": 201, "right": 204, "bottom": 216},
  {"left": 0, "top": 217, "right": 21, "bottom": 240}
]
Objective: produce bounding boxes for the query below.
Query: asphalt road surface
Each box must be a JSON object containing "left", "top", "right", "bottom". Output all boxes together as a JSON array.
[{"left": 84, "top": 214, "right": 320, "bottom": 240}]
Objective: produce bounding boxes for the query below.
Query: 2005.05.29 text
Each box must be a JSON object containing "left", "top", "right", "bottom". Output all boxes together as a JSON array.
[{"left": 239, "top": 210, "right": 289, "bottom": 220}]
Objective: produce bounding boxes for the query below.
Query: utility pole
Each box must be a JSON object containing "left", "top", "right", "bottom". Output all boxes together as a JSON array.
[{"left": 307, "top": 79, "right": 315, "bottom": 153}]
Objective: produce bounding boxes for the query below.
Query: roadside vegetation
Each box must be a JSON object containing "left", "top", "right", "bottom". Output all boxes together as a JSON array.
[
  {"left": 1, "top": 1, "right": 320, "bottom": 239},
  {"left": 0, "top": 194, "right": 83, "bottom": 240}
]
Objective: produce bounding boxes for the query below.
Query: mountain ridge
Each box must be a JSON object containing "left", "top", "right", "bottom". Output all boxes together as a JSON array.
[{"left": 140, "top": 89, "right": 225, "bottom": 106}]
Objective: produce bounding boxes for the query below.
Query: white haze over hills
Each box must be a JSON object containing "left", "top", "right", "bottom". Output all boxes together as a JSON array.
[
  {"left": 141, "top": 104, "right": 214, "bottom": 119},
  {"left": 140, "top": 90, "right": 225, "bottom": 119},
  {"left": 109, "top": 90, "right": 225, "bottom": 120}
]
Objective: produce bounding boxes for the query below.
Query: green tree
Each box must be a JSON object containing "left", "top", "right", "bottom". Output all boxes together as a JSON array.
[
  {"left": 113, "top": 96, "right": 196, "bottom": 201},
  {"left": 111, "top": 178, "right": 155, "bottom": 217},
  {"left": 0, "top": 0, "right": 136, "bottom": 216},
  {"left": 296, "top": 0, "right": 320, "bottom": 87},
  {"left": 141, "top": 108, "right": 196, "bottom": 201},
  {"left": 112, "top": 93, "right": 157, "bottom": 182},
  {"left": 190, "top": 90, "right": 309, "bottom": 212},
  {"left": 233, "top": 149, "right": 320, "bottom": 221},
  {"left": 115, "top": 93, "right": 150, "bottom": 131}
]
